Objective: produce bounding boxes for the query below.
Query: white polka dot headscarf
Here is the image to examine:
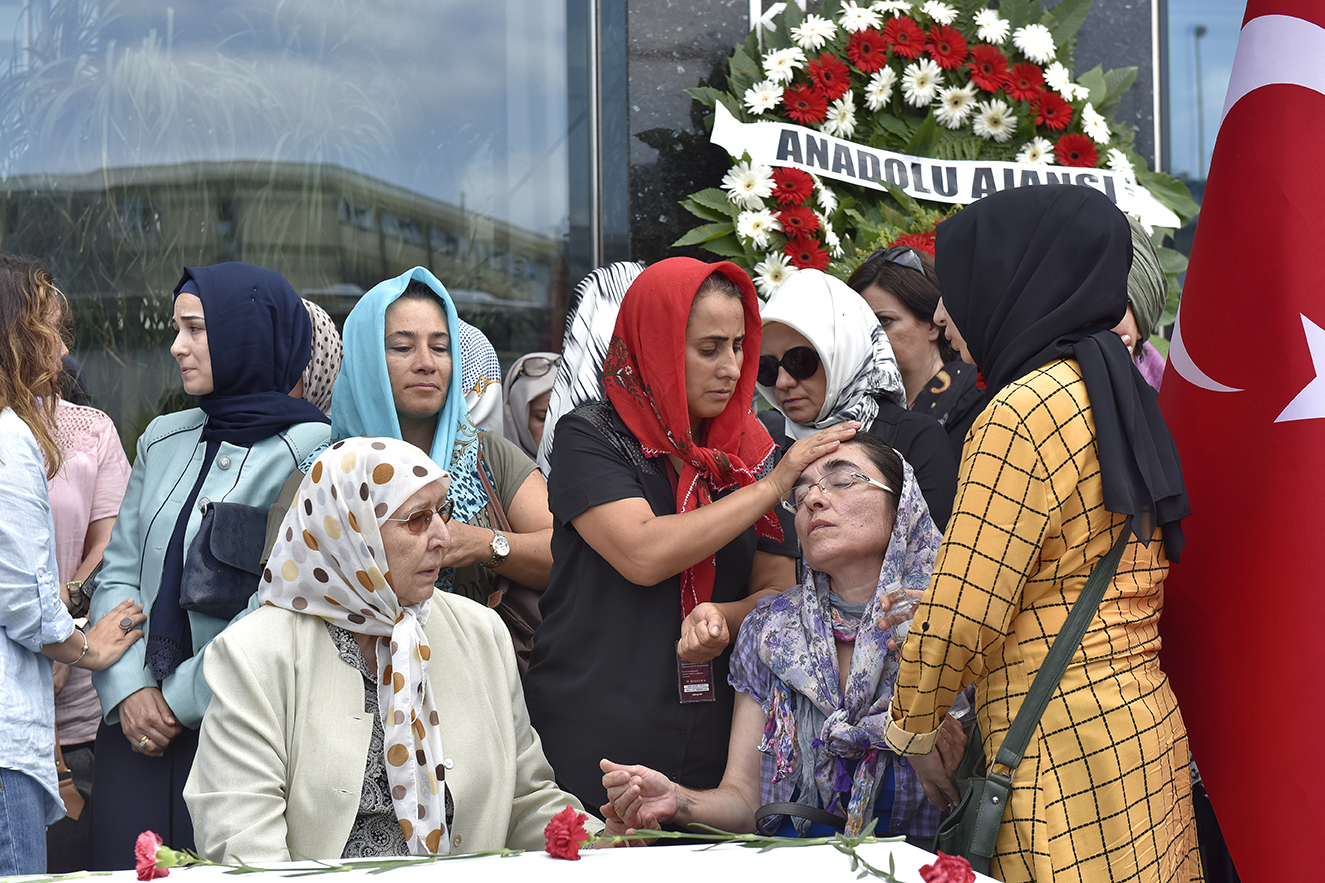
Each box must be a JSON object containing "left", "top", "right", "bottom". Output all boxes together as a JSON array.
[{"left": 260, "top": 435, "right": 453, "bottom": 854}]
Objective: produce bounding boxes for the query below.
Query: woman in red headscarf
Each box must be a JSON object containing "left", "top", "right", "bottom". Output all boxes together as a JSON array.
[{"left": 523, "top": 258, "right": 855, "bottom": 816}]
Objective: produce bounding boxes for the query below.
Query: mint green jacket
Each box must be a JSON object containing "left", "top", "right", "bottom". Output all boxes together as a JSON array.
[{"left": 90, "top": 408, "right": 329, "bottom": 729}]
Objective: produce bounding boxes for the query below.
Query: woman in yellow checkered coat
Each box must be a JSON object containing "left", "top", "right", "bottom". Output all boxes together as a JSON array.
[{"left": 883, "top": 186, "right": 1202, "bottom": 883}]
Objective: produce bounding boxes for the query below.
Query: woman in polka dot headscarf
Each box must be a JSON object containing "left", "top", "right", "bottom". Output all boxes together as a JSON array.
[{"left": 184, "top": 436, "right": 597, "bottom": 860}]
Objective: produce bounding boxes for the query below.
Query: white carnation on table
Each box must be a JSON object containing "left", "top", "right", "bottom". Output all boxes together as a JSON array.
[
  {"left": 1081, "top": 102, "right": 1111, "bottom": 143},
  {"left": 753, "top": 252, "right": 796, "bottom": 297},
  {"left": 791, "top": 14, "right": 837, "bottom": 51},
  {"left": 1012, "top": 23, "right": 1056, "bottom": 65},
  {"left": 920, "top": 1, "right": 957, "bottom": 26},
  {"left": 864, "top": 67, "right": 898, "bottom": 111},
  {"left": 721, "top": 160, "right": 775, "bottom": 210},
  {"left": 933, "top": 83, "right": 977, "bottom": 129},
  {"left": 1016, "top": 137, "right": 1056, "bottom": 165},
  {"left": 737, "top": 209, "right": 781, "bottom": 249},
  {"left": 822, "top": 93, "right": 857, "bottom": 139},
  {"left": 973, "top": 10, "right": 1010, "bottom": 44},
  {"left": 744, "top": 80, "right": 783, "bottom": 115},
  {"left": 762, "top": 47, "right": 806, "bottom": 84},
  {"left": 902, "top": 58, "right": 944, "bottom": 108},
  {"left": 973, "top": 99, "right": 1017, "bottom": 142},
  {"left": 1106, "top": 148, "right": 1135, "bottom": 174},
  {"left": 839, "top": 1, "right": 882, "bottom": 32}
]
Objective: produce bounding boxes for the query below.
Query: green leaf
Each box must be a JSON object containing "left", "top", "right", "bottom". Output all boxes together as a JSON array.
[
  {"left": 877, "top": 114, "right": 912, "bottom": 140},
  {"left": 781, "top": 0, "right": 804, "bottom": 34},
  {"left": 729, "top": 45, "right": 762, "bottom": 98},
  {"left": 673, "top": 221, "right": 735, "bottom": 247},
  {"left": 903, "top": 114, "right": 941, "bottom": 157},
  {"left": 1157, "top": 245, "right": 1189, "bottom": 276},
  {"left": 1076, "top": 65, "right": 1108, "bottom": 106},
  {"left": 1000, "top": 0, "right": 1038, "bottom": 33},
  {"left": 934, "top": 136, "right": 984, "bottom": 162},
  {"left": 689, "top": 187, "right": 740, "bottom": 218},
  {"left": 1136, "top": 170, "right": 1201, "bottom": 222},
  {"left": 681, "top": 197, "right": 732, "bottom": 223},
  {"left": 1097, "top": 66, "right": 1139, "bottom": 112},
  {"left": 701, "top": 234, "right": 749, "bottom": 258},
  {"left": 685, "top": 86, "right": 721, "bottom": 109},
  {"left": 1047, "top": 0, "right": 1092, "bottom": 46}
]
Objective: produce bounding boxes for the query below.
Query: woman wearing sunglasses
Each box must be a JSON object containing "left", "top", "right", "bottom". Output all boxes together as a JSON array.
[
  {"left": 847, "top": 246, "right": 984, "bottom": 462},
  {"left": 756, "top": 269, "right": 956, "bottom": 530},
  {"left": 524, "top": 258, "right": 855, "bottom": 816},
  {"left": 185, "top": 437, "right": 596, "bottom": 860},
  {"left": 501, "top": 352, "right": 560, "bottom": 460}
]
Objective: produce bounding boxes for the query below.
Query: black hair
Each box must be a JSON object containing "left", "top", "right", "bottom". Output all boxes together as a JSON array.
[
  {"left": 398, "top": 278, "right": 448, "bottom": 312},
  {"left": 695, "top": 269, "right": 743, "bottom": 300},
  {"left": 840, "top": 433, "right": 903, "bottom": 517},
  {"left": 846, "top": 248, "right": 957, "bottom": 363}
]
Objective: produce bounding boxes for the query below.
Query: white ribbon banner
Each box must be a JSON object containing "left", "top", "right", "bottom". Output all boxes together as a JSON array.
[{"left": 709, "top": 103, "right": 1180, "bottom": 229}]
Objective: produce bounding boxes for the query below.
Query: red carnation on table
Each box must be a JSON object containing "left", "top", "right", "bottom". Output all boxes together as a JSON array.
[
  {"left": 135, "top": 831, "right": 169, "bottom": 881},
  {"left": 783, "top": 83, "right": 829, "bottom": 123},
  {"left": 882, "top": 16, "right": 926, "bottom": 60},
  {"left": 967, "top": 45, "right": 1010, "bottom": 92},
  {"left": 807, "top": 53, "right": 851, "bottom": 102},
  {"left": 1005, "top": 62, "right": 1046, "bottom": 102},
  {"left": 847, "top": 28, "right": 890, "bottom": 74},
  {"left": 891, "top": 231, "right": 936, "bottom": 256},
  {"left": 776, "top": 205, "right": 820, "bottom": 236},
  {"left": 1054, "top": 132, "right": 1099, "bottom": 167},
  {"left": 543, "top": 805, "right": 590, "bottom": 860},
  {"left": 1034, "top": 91, "right": 1073, "bottom": 130},
  {"left": 919, "top": 851, "right": 977, "bottom": 883},
  {"left": 771, "top": 167, "right": 815, "bottom": 206},
  {"left": 784, "top": 235, "right": 831, "bottom": 271},
  {"left": 926, "top": 25, "right": 968, "bottom": 70}
]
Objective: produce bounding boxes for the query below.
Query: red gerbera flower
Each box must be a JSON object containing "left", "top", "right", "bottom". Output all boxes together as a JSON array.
[
  {"left": 926, "top": 25, "right": 968, "bottom": 70},
  {"left": 784, "top": 235, "right": 830, "bottom": 271},
  {"left": 776, "top": 205, "right": 820, "bottom": 236},
  {"left": 807, "top": 53, "right": 851, "bottom": 101},
  {"left": 967, "top": 45, "right": 1010, "bottom": 93},
  {"left": 847, "top": 28, "right": 890, "bottom": 74},
  {"left": 1054, "top": 133, "right": 1099, "bottom": 167},
  {"left": 783, "top": 83, "right": 829, "bottom": 124},
  {"left": 1035, "top": 91, "right": 1073, "bottom": 130},
  {"left": 891, "top": 231, "right": 936, "bottom": 256},
  {"left": 1005, "top": 62, "right": 1046, "bottom": 102},
  {"left": 771, "top": 167, "right": 814, "bottom": 206},
  {"left": 882, "top": 16, "right": 926, "bottom": 60}
]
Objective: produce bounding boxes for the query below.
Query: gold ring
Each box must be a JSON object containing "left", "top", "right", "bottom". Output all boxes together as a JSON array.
[{"left": 138, "top": 735, "right": 150, "bottom": 749}]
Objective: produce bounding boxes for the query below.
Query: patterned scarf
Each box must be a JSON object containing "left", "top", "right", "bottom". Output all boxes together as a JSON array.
[
  {"left": 756, "top": 269, "right": 905, "bottom": 441},
  {"left": 260, "top": 437, "right": 452, "bottom": 855},
  {"left": 753, "top": 458, "right": 941, "bottom": 836},
  {"left": 602, "top": 257, "right": 780, "bottom": 612}
]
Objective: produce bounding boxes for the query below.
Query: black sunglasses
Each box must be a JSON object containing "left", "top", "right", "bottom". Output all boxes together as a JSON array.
[
  {"left": 757, "top": 346, "right": 821, "bottom": 386},
  {"left": 382, "top": 500, "right": 455, "bottom": 534},
  {"left": 870, "top": 245, "right": 926, "bottom": 277}
]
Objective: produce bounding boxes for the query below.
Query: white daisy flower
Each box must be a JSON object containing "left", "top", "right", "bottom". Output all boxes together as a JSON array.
[
  {"left": 743, "top": 80, "right": 784, "bottom": 115},
  {"left": 815, "top": 182, "right": 839, "bottom": 214},
  {"left": 721, "top": 160, "right": 775, "bottom": 210},
  {"left": 762, "top": 47, "right": 806, "bottom": 84},
  {"left": 920, "top": 1, "right": 957, "bottom": 25},
  {"left": 1016, "top": 137, "right": 1056, "bottom": 165},
  {"left": 973, "top": 9, "right": 1010, "bottom": 44},
  {"left": 1069, "top": 83, "right": 1092, "bottom": 101},
  {"left": 933, "top": 83, "right": 977, "bottom": 129},
  {"left": 871, "top": 1, "right": 912, "bottom": 14},
  {"left": 972, "top": 99, "right": 1017, "bottom": 142},
  {"left": 1012, "top": 23, "right": 1056, "bottom": 65},
  {"left": 864, "top": 66, "right": 898, "bottom": 111},
  {"left": 753, "top": 252, "right": 797, "bottom": 297},
  {"left": 737, "top": 209, "right": 781, "bottom": 249},
  {"left": 1044, "top": 61, "right": 1074, "bottom": 95},
  {"left": 791, "top": 13, "right": 837, "bottom": 51},
  {"left": 822, "top": 222, "right": 844, "bottom": 258},
  {"left": 1107, "top": 148, "right": 1135, "bottom": 175},
  {"left": 821, "top": 93, "right": 858, "bottom": 139},
  {"left": 839, "top": 1, "right": 882, "bottom": 33},
  {"left": 902, "top": 58, "right": 944, "bottom": 107},
  {"left": 1081, "top": 102, "right": 1111, "bottom": 143}
]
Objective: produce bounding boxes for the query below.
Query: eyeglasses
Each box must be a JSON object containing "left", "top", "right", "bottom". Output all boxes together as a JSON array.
[
  {"left": 870, "top": 245, "right": 926, "bottom": 278},
  {"left": 518, "top": 356, "right": 561, "bottom": 378},
  {"left": 382, "top": 500, "right": 455, "bottom": 533},
  {"left": 780, "top": 470, "right": 893, "bottom": 513},
  {"left": 757, "top": 346, "right": 821, "bottom": 386}
]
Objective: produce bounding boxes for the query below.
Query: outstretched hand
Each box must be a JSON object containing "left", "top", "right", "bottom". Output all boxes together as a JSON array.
[{"left": 767, "top": 423, "right": 861, "bottom": 498}]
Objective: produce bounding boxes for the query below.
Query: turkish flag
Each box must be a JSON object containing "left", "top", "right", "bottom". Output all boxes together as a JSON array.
[{"left": 1159, "top": 2, "right": 1325, "bottom": 879}]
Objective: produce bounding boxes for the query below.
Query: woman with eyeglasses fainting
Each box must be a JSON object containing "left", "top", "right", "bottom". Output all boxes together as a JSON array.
[
  {"left": 524, "top": 257, "right": 855, "bottom": 817},
  {"left": 185, "top": 437, "right": 597, "bottom": 860},
  {"left": 756, "top": 269, "right": 956, "bottom": 531},
  {"left": 847, "top": 246, "right": 985, "bottom": 462},
  {"left": 501, "top": 352, "right": 560, "bottom": 461},
  {"left": 601, "top": 434, "right": 964, "bottom": 844}
]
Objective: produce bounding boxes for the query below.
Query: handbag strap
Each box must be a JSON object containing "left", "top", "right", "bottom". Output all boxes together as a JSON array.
[
  {"left": 990, "top": 527, "right": 1130, "bottom": 774},
  {"left": 754, "top": 801, "right": 848, "bottom": 830},
  {"left": 476, "top": 433, "right": 512, "bottom": 532}
]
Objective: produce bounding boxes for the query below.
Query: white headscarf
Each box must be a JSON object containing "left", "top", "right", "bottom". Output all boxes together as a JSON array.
[
  {"left": 260, "top": 436, "right": 453, "bottom": 855},
  {"left": 501, "top": 352, "right": 559, "bottom": 459},
  {"left": 757, "top": 269, "right": 905, "bottom": 440}
]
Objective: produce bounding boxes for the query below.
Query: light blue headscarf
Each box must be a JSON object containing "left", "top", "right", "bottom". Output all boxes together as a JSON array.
[{"left": 332, "top": 266, "right": 488, "bottom": 591}]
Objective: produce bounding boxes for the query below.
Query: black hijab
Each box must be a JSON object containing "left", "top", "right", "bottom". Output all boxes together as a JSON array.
[{"left": 935, "top": 185, "right": 1188, "bottom": 558}]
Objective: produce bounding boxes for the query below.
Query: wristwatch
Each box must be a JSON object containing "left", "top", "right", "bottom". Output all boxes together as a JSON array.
[
  {"left": 482, "top": 529, "right": 511, "bottom": 568},
  {"left": 66, "top": 581, "right": 89, "bottom": 619}
]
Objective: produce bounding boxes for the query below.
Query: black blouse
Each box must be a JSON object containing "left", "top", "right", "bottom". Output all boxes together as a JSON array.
[
  {"left": 910, "top": 359, "right": 986, "bottom": 464},
  {"left": 524, "top": 401, "right": 797, "bottom": 814}
]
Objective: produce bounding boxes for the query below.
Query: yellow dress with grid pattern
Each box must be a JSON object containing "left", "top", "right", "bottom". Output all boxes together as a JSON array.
[{"left": 885, "top": 359, "right": 1201, "bottom": 883}]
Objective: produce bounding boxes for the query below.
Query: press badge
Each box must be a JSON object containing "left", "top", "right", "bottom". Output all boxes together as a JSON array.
[{"left": 677, "top": 658, "right": 716, "bottom": 703}]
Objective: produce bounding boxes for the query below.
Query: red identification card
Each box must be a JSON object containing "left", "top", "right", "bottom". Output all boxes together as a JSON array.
[{"left": 677, "top": 658, "right": 716, "bottom": 704}]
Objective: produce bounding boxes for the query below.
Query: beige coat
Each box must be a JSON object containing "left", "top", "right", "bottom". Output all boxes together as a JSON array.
[{"left": 184, "top": 595, "right": 595, "bottom": 862}]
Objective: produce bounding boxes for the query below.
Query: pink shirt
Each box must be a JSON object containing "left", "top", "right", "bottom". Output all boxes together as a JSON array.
[{"left": 49, "top": 400, "right": 131, "bottom": 744}]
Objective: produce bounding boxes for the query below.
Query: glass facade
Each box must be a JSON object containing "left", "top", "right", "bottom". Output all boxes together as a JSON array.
[
  {"left": 0, "top": 0, "right": 578, "bottom": 448},
  {"left": 1163, "top": 0, "right": 1245, "bottom": 183}
]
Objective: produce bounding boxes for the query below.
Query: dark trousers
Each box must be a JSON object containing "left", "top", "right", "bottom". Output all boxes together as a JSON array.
[
  {"left": 89, "top": 722, "right": 197, "bottom": 871},
  {"left": 46, "top": 742, "right": 94, "bottom": 873}
]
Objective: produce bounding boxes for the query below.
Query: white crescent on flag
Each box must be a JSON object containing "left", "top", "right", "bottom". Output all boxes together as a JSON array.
[
  {"left": 1167, "top": 310, "right": 1242, "bottom": 393},
  {"left": 1222, "top": 15, "right": 1325, "bottom": 122}
]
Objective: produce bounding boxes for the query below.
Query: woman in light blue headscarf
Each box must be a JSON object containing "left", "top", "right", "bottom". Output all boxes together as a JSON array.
[{"left": 333, "top": 267, "right": 552, "bottom": 609}]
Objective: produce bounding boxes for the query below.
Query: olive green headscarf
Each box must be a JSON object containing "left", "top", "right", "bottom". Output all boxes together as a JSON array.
[{"left": 1126, "top": 216, "right": 1165, "bottom": 344}]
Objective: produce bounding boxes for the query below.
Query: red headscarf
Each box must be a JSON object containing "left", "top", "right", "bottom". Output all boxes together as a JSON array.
[{"left": 602, "top": 257, "right": 781, "bottom": 613}]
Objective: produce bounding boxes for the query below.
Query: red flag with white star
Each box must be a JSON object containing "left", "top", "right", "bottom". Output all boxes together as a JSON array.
[{"left": 1159, "top": 2, "right": 1325, "bottom": 878}]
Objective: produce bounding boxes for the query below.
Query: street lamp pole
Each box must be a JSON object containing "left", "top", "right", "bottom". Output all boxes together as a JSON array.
[{"left": 1195, "top": 24, "right": 1208, "bottom": 179}]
